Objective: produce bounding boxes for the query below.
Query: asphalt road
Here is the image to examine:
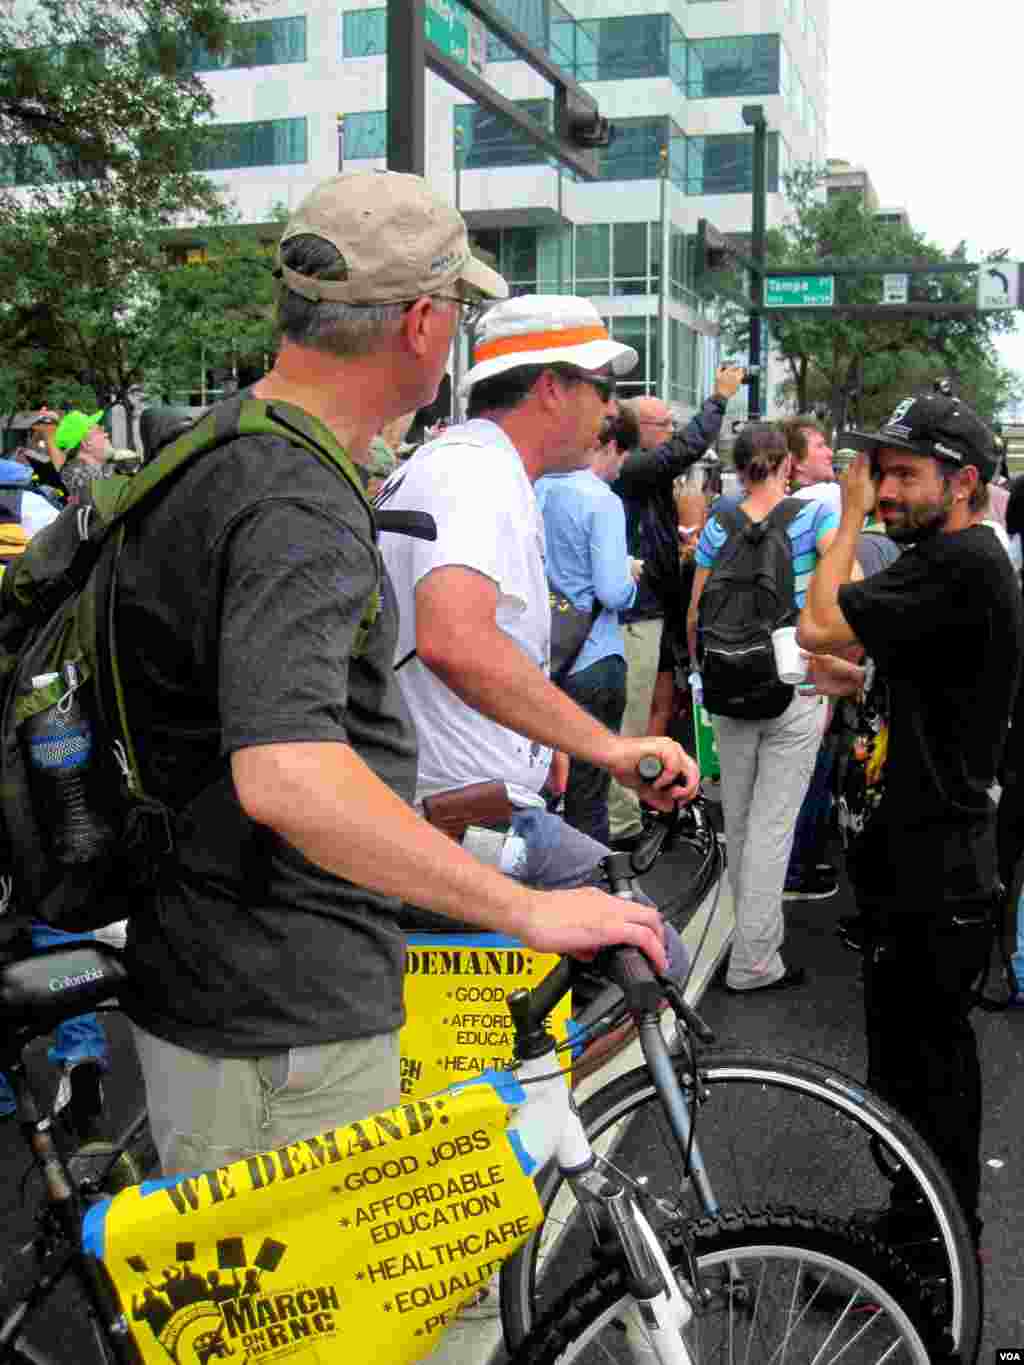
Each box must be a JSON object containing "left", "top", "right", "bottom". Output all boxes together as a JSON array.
[{"left": 643, "top": 833, "right": 1024, "bottom": 1363}]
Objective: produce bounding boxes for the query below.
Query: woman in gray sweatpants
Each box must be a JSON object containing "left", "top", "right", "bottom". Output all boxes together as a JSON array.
[{"left": 687, "top": 425, "right": 838, "bottom": 991}]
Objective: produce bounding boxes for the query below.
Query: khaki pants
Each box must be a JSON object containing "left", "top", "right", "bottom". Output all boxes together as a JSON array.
[
  {"left": 607, "top": 618, "right": 664, "bottom": 839},
  {"left": 133, "top": 1025, "right": 401, "bottom": 1174}
]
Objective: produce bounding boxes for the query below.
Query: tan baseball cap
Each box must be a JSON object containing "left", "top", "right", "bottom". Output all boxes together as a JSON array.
[{"left": 277, "top": 170, "right": 508, "bottom": 306}]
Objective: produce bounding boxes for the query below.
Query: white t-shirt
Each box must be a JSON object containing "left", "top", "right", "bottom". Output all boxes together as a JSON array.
[
  {"left": 792, "top": 480, "right": 842, "bottom": 519},
  {"left": 378, "top": 419, "right": 553, "bottom": 806}
]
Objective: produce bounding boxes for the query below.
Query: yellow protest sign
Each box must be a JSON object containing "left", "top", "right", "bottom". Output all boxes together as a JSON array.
[
  {"left": 400, "top": 933, "right": 573, "bottom": 1099},
  {"left": 85, "top": 1076, "right": 543, "bottom": 1365}
]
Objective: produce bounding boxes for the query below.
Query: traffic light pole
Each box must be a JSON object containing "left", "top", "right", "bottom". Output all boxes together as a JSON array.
[
  {"left": 385, "top": 0, "right": 604, "bottom": 181},
  {"left": 744, "top": 104, "right": 766, "bottom": 422}
]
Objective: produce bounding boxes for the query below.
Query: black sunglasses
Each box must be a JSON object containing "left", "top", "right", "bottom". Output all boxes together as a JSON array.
[{"left": 552, "top": 365, "right": 616, "bottom": 403}]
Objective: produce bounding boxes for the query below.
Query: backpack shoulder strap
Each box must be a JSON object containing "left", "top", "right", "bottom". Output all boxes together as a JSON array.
[
  {"left": 770, "top": 497, "right": 806, "bottom": 532},
  {"left": 96, "top": 398, "right": 382, "bottom": 803},
  {"left": 713, "top": 502, "right": 747, "bottom": 536},
  {"left": 92, "top": 397, "right": 375, "bottom": 533}
]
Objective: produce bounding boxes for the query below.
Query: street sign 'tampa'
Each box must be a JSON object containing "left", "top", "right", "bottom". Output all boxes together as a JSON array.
[
  {"left": 764, "top": 275, "right": 835, "bottom": 308},
  {"left": 978, "top": 263, "right": 1020, "bottom": 311},
  {"left": 882, "top": 273, "right": 909, "bottom": 305}
]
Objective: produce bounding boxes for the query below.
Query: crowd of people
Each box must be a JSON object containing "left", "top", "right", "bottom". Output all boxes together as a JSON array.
[{"left": 3, "top": 168, "right": 1022, "bottom": 1309}]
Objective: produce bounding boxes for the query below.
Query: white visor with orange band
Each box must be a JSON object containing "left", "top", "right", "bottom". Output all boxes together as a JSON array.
[{"left": 459, "top": 294, "right": 639, "bottom": 396}]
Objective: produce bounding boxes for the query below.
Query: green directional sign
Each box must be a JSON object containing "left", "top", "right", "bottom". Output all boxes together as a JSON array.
[{"left": 764, "top": 275, "right": 835, "bottom": 308}]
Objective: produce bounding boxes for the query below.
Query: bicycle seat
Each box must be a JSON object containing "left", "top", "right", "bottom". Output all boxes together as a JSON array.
[{"left": 0, "top": 943, "right": 127, "bottom": 1044}]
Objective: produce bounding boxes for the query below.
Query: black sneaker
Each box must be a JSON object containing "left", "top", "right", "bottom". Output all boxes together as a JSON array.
[
  {"left": 837, "top": 913, "right": 866, "bottom": 953},
  {"left": 783, "top": 868, "right": 839, "bottom": 901}
]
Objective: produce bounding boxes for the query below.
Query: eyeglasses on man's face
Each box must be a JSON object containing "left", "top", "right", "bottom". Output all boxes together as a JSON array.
[
  {"left": 431, "top": 294, "right": 487, "bottom": 330},
  {"left": 401, "top": 294, "right": 487, "bottom": 331},
  {"left": 553, "top": 366, "right": 616, "bottom": 403}
]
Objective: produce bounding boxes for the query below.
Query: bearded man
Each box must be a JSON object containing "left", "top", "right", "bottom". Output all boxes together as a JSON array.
[{"left": 798, "top": 393, "right": 1023, "bottom": 1258}]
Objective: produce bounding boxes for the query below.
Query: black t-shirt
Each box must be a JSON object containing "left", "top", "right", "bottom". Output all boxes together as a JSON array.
[
  {"left": 116, "top": 405, "right": 418, "bottom": 1056},
  {"left": 838, "top": 525, "right": 1023, "bottom": 907}
]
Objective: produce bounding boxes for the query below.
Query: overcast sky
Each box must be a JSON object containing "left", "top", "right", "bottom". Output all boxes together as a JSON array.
[{"left": 827, "top": 1, "right": 1023, "bottom": 383}]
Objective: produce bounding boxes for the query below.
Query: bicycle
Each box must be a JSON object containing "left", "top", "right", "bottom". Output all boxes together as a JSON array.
[
  {"left": 499, "top": 800, "right": 982, "bottom": 1363},
  {"left": 0, "top": 881, "right": 956, "bottom": 1364}
]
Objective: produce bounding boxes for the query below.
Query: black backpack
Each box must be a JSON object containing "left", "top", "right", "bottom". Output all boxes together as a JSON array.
[
  {"left": 697, "top": 497, "right": 804, "bottom": 721},
  {"left": 0, "top": 398, "right": 434, "bottom": 938}
]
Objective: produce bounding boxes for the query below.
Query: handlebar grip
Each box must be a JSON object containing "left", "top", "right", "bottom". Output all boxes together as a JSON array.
[
  {"left": 603, "top": 946, "right": 663, "bottom": 1014},
  {"left": 637, "top": 756, "right": 663, "bottom": 784}
]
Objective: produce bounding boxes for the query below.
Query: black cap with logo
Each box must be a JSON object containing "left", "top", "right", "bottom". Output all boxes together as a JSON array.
[{"left": 848, "top": 394, "right": 998, "bottom": 484}]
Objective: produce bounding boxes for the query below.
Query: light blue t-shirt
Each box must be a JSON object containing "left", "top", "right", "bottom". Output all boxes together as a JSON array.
[
  {"left": 536, "top": 469, "right": 637, "bottom": 676},
  {"left": 696, "top": 498, "right": 839, "bottom": 607}
]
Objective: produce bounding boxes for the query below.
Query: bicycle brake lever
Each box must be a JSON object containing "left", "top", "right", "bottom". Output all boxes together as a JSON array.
[{"left": 658, "top": 978, "right": 715, "bottom": 1044}]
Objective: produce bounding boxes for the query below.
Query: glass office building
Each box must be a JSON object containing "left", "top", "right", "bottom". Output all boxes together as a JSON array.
[{"left": 176, "top": 0, "right": 829, "bottom": 413}]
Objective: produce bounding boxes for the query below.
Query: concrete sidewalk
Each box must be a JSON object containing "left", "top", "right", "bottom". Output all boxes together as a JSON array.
[{"left": 427, "top": 869, "right": 735, "bottom": 1365}]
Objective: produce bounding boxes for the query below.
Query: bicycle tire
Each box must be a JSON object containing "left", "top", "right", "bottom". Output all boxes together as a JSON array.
[
  {"left": 499, "top": 1048, "right": 980, "bottom": 1362},
  {"left": 0, "top": 1346, "right": 59, "bottom": 1365},
  {"left": 509, "top": 1205, "right": 954, "bottom": 1365}
]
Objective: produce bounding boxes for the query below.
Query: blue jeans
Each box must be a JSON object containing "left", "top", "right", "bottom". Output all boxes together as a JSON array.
[
  {"left": 559, "top": 655, "right": 627, "bottom": 846},
  {"left": 505, "top": 808, "right": 611, "bottom": 889},
  {"left": 785, "top": 735, "right": 837, "bottom": 886},
  {"left": 0, "top": 924, "right": 109, "bottom": 1116},
  {"left": 1012, "top": 886, "right": 1024, "bottom": 992}
]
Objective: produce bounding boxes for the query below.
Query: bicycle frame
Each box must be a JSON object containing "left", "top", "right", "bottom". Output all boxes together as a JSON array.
[
  {"left": 503, "top": 936, "right": 709, "bottom": 1365},
  {"left": 0, "top": 1056, "right": 131, "bottom": 1365}
]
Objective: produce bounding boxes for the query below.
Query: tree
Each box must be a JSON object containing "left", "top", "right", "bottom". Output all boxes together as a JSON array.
[
  {"left": 712, "top": 165, "right": 1020, "bottom": 433},
  {"left": 0, "top": 0, "right": 246, "bottom": 223},
  {"left": 0, "top": 210, "right": 280, "bottom": 413},
  {"left": 145, "top": 228, "right": 281, "bottom": 400}
]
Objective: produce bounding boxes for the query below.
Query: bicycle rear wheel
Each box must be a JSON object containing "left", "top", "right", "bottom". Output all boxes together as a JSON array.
[
  {"left": 499, "top": 1049, "right": 980, "bottom": 1361},
  {"left": 510, "top": 1207, "right": 953, "bottom": 1365}
]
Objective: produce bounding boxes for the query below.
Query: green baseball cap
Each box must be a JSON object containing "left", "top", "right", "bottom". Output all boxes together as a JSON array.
[
  {"left": 54, "top": 410, "right": 103, "bottom": 452},
  {"left": 366, "top": 436, "right": 397, "bottom": 480}
]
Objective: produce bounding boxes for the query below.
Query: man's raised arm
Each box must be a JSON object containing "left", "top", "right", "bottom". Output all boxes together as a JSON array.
[{"left": 616, "top": 365, "right": 744, "bottom": 491}]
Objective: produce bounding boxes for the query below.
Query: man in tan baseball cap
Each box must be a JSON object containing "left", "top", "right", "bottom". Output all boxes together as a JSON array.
[
  {"left": 122, "top": 170, "right": 675, "bottom": 1176},
  {"left": 276, "top": 170, "right": 506, "bottom": 308}
]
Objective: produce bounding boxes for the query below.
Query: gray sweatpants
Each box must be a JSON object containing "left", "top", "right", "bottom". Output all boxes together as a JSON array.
[{"left": 715, "top": 693, "right": 822, "bottom": 989}]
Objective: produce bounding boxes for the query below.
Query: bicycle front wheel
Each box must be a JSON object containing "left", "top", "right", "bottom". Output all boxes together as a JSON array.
[
  {"left": 510, "top": 1207, "right": 953, "bottom": 1365},
  {"left": 499, "top": 1049, "right": 980, "bottom": 1360}
]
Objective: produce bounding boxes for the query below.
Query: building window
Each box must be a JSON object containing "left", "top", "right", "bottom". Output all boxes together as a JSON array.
[
  {"left": 670, "top": 317, "right": 698, "bottom": 406},
  {"left": 0, "top": 144, "right": 102, "bottom": 187},
  {"left": 575, "top": 224, "right": 611, "bottom": 296},
  {"left": 342, "top": 9, "right": 386, "bottom": 57},
  {"left": 184, "top": 16, "right": 307, "bottom": 70},
  {"left": 549, "top": 0, "right": 576, "bottom": 73},
  {"left": 609, "top": 316, "right": 651, "bottom": 396},
  {"left": 487, "top": 0, "right": 547, "bottom": 62},
  {"left": 197, "top": 117, "right": 308, "bottom": 171},
  {"left": 685, "top": 131, "right": 782, "bottom": 195},
  {"left": 670, "top": 226, "right": 699, "bottom": 306},
  {"left": 612, "top": 223, "right": 649, "bottom": 296},
  {"left": 575, "top": 15, "right": 684, "bottom": 86},
  {"left": 687, "top": 35, "right": 780, "bottom": 98},
  {"left": 598, "top": 117, "right": 685, "bottom": 189},
  {"left": 343, "top": 110, "right": 386, "bottom": 159},
  {"left": 453, "top": 99, "right": 552, "bottom": 169}
]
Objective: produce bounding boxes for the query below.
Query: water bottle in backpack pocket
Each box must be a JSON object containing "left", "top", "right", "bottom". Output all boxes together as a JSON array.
[
  {"left": 22, "top": 663, "right": 115, "bottom": 865},
  {"left": 697, "top": 498, "right": 803, "bottom": 721}
]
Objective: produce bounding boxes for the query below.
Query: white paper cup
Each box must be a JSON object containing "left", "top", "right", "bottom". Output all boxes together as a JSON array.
[{"left": 771, "top": 626, "right": 806, "bottom": 684}]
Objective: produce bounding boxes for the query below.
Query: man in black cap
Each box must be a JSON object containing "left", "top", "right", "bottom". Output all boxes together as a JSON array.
[{"left": 798, "top": 393, "right": 1023, "bottom": 1252}]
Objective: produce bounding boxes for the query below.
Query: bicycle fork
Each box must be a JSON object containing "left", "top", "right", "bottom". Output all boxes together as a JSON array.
[{"left": 559, "top": 1109, "right": 697, "bottom": 1365}]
